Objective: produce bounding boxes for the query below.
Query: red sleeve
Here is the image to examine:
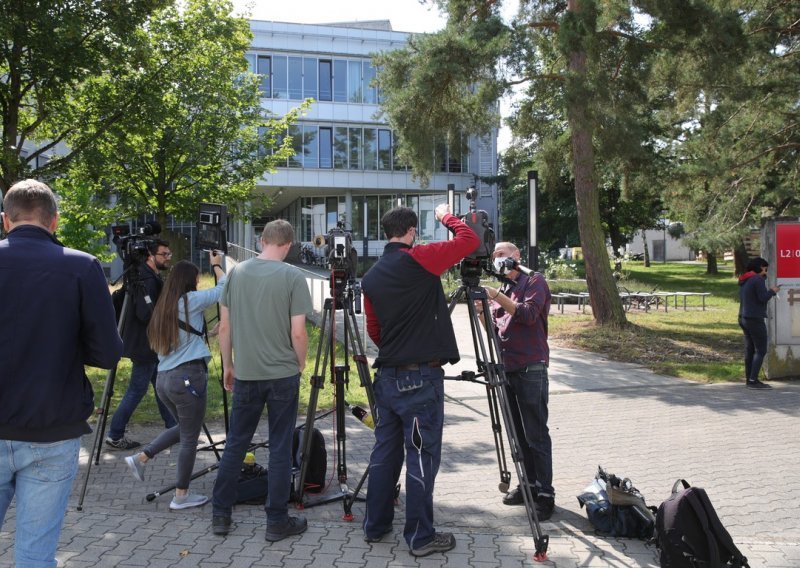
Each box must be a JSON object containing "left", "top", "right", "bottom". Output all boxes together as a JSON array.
[
  {"left": 408, "top": 213, "right": 480, "bottom": 275},
  {"left": 363, "top": 292, "right": 381, "bottom": 346}
]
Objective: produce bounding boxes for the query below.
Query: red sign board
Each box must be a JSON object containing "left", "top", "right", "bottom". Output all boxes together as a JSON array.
[{"left": 776, "top": 223, "right": 800, "bottom": 278}]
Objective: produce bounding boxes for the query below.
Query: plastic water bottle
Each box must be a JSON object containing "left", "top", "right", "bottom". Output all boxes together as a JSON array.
[{"left": 347, "top": 402, "right": 374, "bottom": 429}]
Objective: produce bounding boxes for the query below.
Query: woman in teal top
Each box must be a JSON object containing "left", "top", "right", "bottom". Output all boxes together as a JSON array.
[{"left": 124, "top": 253, "right": 226, "bottom": 510}]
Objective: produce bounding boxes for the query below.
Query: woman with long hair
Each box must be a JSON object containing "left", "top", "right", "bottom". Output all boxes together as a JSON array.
[{"left": 124, "top": 253, "right": 226, "bottom": 509}]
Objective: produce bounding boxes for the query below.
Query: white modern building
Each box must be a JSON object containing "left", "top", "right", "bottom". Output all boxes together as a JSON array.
[{"left": 227, "top": 19, "right": 499, "bottom": 258}]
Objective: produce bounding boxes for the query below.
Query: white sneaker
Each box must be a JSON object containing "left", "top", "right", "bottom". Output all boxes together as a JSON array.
[
  {"left": 125, "top": 454, "right": 145, "bottom": 482},
  {"left": 170, "top": 493, "right": 208, "bottom": 510}
]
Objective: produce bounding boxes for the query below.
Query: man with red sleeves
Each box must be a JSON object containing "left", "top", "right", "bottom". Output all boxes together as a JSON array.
[{"left": 360, "top": 203, "right": 479, "bottom": 558}]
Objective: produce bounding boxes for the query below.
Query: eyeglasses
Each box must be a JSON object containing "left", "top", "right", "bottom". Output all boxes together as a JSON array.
[{"left": 155, "top": 252, "right": 172, "bottom": 258}]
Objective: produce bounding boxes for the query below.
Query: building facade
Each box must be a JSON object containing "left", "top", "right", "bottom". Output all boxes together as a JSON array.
[{"left": 228, "top": 19, "right": 499, "bottom": 257}]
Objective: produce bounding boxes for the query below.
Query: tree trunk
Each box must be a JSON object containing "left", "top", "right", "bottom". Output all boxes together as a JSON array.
[
  {"left": 733, "top": 241, "right": 748, "bottom": 276},
  {"left": 706, "top": 251, "right": 718, "bottom": 275},
  {"left": 642, "top": 229, "right": 651, "bottom": 267},
  {"left": 565, "top": 0, "right": 626, "bottom": 327}
]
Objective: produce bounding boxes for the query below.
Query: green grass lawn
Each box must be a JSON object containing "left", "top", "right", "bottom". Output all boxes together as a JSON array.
[{"left": 548, "top": 260, "right": 744, "bottom": 382}]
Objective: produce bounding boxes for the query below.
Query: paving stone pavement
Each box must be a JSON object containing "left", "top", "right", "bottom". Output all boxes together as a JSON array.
[{"left": 1, "top": 304, "right": 799, "bottom": 567}]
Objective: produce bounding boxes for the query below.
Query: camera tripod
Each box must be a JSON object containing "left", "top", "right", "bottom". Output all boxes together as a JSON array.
[
  {"left": 446, "top": 267, "right": 549, "bottom": 562},
  {"left": 295, "top": 268, "right": 377, "bottom": 520}
]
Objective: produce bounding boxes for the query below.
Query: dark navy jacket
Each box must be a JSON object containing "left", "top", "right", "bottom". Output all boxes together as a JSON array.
[
  {"left": 738, "top": 271, "right": 776, "bottom": 319},
  {"left": 0, "top": 225, "right": 123, "bottom": 442},
  {"left": 120, "top": 263, "right": 163, "bottom": 363},
  {"left": 361, "top": 213, "right": 479, "bottom": 368}
]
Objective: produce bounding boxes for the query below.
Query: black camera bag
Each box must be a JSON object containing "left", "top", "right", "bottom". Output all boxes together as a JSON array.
[
  {"left": 655, "top": 480, "right": 749, "bottom": 568},
  {"left": 235, "top": 461, "right": 268, "bottom": 505},
  {"left": 292, "top": 425, "right": 327, "bottom": 494}
]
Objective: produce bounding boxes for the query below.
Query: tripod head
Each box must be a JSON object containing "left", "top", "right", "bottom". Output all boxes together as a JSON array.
[{"left": 329, "top": 267, "right": 362, "bottom": 314}]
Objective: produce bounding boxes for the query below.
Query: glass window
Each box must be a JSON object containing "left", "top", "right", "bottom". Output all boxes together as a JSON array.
[
  {"left": 303, "top": 57, "right": 317, "bottom": 99},
  {"left": 418, "top": 195, "right": 438, "bottom": 240},
  {"left": 257, "top": 126, "right": 268, "bottom": 157},
  {"left": 333, "top": 59, "right": 347, "bottom": 102},
  {"left": 379, "top": 196, "right": 395, "bottom": 226},
  {"left": 366, "top": 196, "right": 379, "bottom": 239},
  {"left": 310, "top": 197, "right": 326, "bottom": 240},
  {"left": 272, "top": 55, "right": 287, "bottom": 99},
  {"left": 349, "top": 127, "right": 362, "bottom": 170},
  {"left": 288, "top": 56, "right": 303, "bottom": 100},
  {"left": 319, "top": 127, "right": 332, "bottom": 168},
  {"left": 351, "top": 197, "right": 364, "bottom": 240},
  {"left": 334, "top": 127, "right": 348, "bottom": 169},
  {"left": 288, "top": 124, "right": 302, "bottom": 168},
  {"left": 363, "top": 61, "right": 377, "bottom": 104},
  {"left": 257, "top": 55, "right": 271, "bottom": 97},
  {"left": 245, "top": 53, "right": 256, "bottom": 74},
  {"left": 378, "top": 129, "right": 392, "bottom": 170},
  {"left": 348, "top": 60, "right": 362, "bottom": 102},
  {"left": 363, "top": 128, "right": 377, "bottom": 170},
  {"left": 303, "top": 125, "right": 318, "bottom": 168},
  {"left": 392, "top": 130, "right": 403, "bottom": 170},
  {"left": 319, "top": 60, "right": 332, "bottom": 101}
]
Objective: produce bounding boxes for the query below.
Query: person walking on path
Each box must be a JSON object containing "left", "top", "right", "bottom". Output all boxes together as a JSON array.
[
  {"left": 360, "top": 204, "right": 479, "bottom": 557},
  {"left": 211, "top": 220, "right": 312, "bottom": 542},
  {"left": 124, "top": 253, "right": 226, "bottom": 510},
  {"left": 738, "top": 256, "right": 780, "bottom": 389},
  {"left": 106, "top": 238, "right": 177, "bottom": 450},
  {"left": 478, "top": 242, "right": 555, "bottom": 520},
  {"left": 0, "top": 179, "right": 123, "bottom": 566}
]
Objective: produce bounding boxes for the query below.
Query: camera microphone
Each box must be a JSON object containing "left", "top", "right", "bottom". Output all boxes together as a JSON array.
[{"left": 513, "top": 261, "right": 534, "bottom": 276}]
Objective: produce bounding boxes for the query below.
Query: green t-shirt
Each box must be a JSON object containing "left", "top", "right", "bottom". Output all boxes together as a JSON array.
[{"left": 221, "top": 258, "right": 312, "bottom": 380}]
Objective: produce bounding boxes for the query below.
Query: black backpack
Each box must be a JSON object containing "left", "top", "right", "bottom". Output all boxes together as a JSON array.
[
  {"left": 655, "top": 480, "right": 749, "bottom": 568},
  {"left": 292, "top": 425, "right": 327, "bottom": 494}
]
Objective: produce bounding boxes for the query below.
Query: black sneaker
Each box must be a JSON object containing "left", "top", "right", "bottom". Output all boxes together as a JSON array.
[
  {"left": 105, "top": 437, "right": 141, "bottom": 450},
  {"left": 746, "top": 380, "right": 772, "bottom": 389},
  {"left": 409, "top": 532, "right": 456, "bottom": 557},
  {"left": 364, "top": 529, "right": 392, "bottom": 543},
  {"left": 535, "top": 496, "right": 555, "bottom": 521},
  {"left": 212, "top": 516, "right": 232, "bottom": 536},
  {"left": 265, "top": 516, "right": 307, "bottom": 542},
  {"left": 502, "top": 486, "right": 524, "bottom": 506}
]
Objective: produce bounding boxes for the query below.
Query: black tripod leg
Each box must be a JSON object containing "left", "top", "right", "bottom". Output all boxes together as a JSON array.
[
  {"left": 464, "top": 285, "right": 549, "bottom": 561},
  {"left": 295, "top": 297, "right": 333, "bottom": 505},
  {"left": 77, "top": 285, "right": 136, "bottom": 511}
]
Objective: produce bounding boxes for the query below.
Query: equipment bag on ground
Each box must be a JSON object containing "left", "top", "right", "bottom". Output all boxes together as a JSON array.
[
  {"left": 655, "top": 479, "right": 750, "bottom": 568},
  {"left": 577, "top": 465, "right": 656, "bottom": 539},
  {"left": 292, "top": 425, "right": 327, "bottom": 494}
]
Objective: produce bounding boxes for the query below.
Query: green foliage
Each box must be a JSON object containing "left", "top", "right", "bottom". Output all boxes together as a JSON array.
[
  {"left": 55, "top": 176, "right": 117, "bottom": 260},
  {"left": 0, "top": 0, "right": 168, "bottom": 191},
  {"left": 62, "top": 0, "right": 305, "bottom": 232}
]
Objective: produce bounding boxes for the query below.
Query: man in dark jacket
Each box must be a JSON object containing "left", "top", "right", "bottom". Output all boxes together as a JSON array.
[
  {"left": 0, "top": 179, "right": 123, "bottom": 566},
  {"left": 360, "top": 204, "right": 478, "bottom": 557},
  {"left": 105, "top": 238, "right": 176, "bottom": 449},
  {"left": 738, "top": 256, "right": 780, "bottom": 389}
]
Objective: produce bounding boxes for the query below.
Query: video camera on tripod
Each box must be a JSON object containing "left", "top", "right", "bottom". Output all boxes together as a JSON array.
[
  {"left": 111, "top": 221, "right": 162, "bottom": 267},
  {"left": 457, "top": 187, "right": 496, "bottom": 282},
  {"left": 314, "top": 222, "right": 358, "bottom": 278},
  {"left": 313, "top": 223, "right": 362, "bottom": 313}
]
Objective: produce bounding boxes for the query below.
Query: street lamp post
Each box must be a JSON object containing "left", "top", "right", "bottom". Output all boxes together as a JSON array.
[
  {"left": 528, "top": 170, "right": 539, "bottom": 271},
  {"left": 447, "top": 184, "right": 455, "bottom": 241}
]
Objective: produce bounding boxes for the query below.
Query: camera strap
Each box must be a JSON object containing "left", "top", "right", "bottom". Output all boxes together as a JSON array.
[{"left": 178, "top": 320, "right": 204, "bottom": 337}]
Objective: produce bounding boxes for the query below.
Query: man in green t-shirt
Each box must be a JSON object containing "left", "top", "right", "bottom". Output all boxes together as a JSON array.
[{"left": 211, "top": 220, "right": 312, "bottom": 541}]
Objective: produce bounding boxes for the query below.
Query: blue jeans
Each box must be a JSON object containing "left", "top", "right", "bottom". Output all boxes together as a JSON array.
[
  {"left": 505, "top": 367, "right": 554, "bottom": 498},
  {"left": 364, "top": 365, "right": 444, "bottom": 549},
  {"left": 212, "top": 375, "right": 300, "bottom": 525},
  {"left": 145, "top": 362, "right": 208, "bottom": 489},
  {"left": 0, "top": 437, "right": 81, "bottom": 567},
  {"left": 739, "top": 316, "right": 768, "bottom": 382},
  {"left": 108, "top": 361, "right": 177, "bottom": 440}
]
